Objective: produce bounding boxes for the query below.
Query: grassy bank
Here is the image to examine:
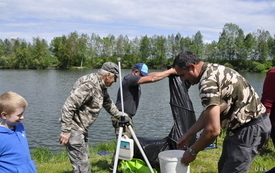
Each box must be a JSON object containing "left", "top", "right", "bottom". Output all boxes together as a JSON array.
[{"left": 32, "top": 137, "right": 275, "bottom": 173}]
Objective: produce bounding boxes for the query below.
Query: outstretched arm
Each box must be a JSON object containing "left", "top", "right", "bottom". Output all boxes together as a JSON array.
[{"left": 137, "top": 68, "right": 177, "bottom": 84}]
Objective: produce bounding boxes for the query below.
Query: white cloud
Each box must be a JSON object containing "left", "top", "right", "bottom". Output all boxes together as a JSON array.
[{"left": 0, "top": 0, "right": 274, "bottom": 43}]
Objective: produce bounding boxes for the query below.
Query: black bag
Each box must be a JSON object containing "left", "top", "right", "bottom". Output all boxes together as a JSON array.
[{"left": 133, "top": 74, "right": 197, "bottom": 168}]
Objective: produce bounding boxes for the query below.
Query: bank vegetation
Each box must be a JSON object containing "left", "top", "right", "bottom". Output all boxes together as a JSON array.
[{"left": 0, "top": 23, "right": 275, "bottom": 72}]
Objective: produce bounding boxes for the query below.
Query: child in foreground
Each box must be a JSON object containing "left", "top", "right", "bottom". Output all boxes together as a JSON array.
[{"left": 0, "top": 91, "right": 37, "bottom": 173}]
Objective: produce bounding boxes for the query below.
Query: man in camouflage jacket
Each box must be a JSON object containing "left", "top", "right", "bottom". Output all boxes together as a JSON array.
[
  {"left": 59, "top": 62, "right": 125, "bottom": 173},
  {"left": 173, "top": 51, "right": 271, "bottom": 173}
]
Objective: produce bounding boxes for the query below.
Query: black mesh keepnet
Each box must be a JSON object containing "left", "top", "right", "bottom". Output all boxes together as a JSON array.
[{"left": 133, "top": 74, "right": 197, "bottom": 168}]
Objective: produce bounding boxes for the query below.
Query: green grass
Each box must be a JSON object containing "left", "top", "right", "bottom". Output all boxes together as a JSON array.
[{"left": 32, "top": 138, "right": 275, "bottom": 173}]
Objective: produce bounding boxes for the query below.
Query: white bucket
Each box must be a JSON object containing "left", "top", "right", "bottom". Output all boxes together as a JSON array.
[{"left": 158, "top": 150, "right": 190, "bottom": 173}]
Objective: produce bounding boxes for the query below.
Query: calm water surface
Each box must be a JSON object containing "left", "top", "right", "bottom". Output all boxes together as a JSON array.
[{"left": 0, "top": 69, "right": 266, "bottom": 152}]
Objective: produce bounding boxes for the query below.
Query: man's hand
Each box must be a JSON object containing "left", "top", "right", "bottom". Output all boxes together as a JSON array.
[
  {"left": 177, "top": 133, "right": 190, "bottom": 150},
  {"left": 59, "top": 133, "right": 71, "bottom": 146},
  {"left": 111, "top": 112, "right": 133, "bottom": 131},
  {"left": 181, "top": 148, "right": 196, "bottom": 166}
]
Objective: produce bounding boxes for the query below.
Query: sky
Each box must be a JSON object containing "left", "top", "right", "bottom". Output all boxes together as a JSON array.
[{"left": 1, "top": 0, "right": 275, "bottom": 44}]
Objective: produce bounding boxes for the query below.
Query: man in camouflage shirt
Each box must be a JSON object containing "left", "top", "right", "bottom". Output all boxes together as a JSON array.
[
  {"left": 59, "top": 62, "right": 126, "bottom": 173},
  {"left": 173, "top": 51, "right": 271, "bottom": 173}
]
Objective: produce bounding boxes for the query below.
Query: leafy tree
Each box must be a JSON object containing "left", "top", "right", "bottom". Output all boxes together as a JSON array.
[
  {"left": 180, "top": 36, "right": 192, "bottom": 52},
  {"left": 234, "top": 29, "right": 246, "bottom": 70},
  {"left": 150, "top": 35, "right": 167, "bottom": 68},
  {"left": 139, "top": 35, "right": 151, "bottom": 63},
  {"left": 120, "top": 36, "right": 141, "bottom": 68},
  {"left": 8, "top": 38, "right": 31, "bottom": 69},
  {"left": 100, "top": 35, "right": 115, "bottom": 57},
  {"left": 50, "top": 35, "right": 67, "bottom": 68},
  {"left": 1, "top": 22, "right": 274, "bottom": 72},
  {"left": 65, "top": 31, "right": 81, "bottom": 67},
  {"left": 86, "top": 33, "right": 102, "bottom": 68},
  {"left": 77, "top": 33, "right": 88, "bottom": 67},
  {"left": 167, "top": 34, "right": 179, "bottom": 59},
  {"left": 243, "top": 33, "right": 257, "bottom": 60},
  {"left": 30, "top": 37, "right": 51, "bottom": 69},
  {"left": 115, "top": 34, "right": 128, "bottom": 57},
  {"left": 0, "top": 39, "right": 4, "bottom": 57},
  {"left": 218, "top": 23, "right": 244, "bottom": 62},
  {"left": 254, "top": 29, "right": 271, "bottom": 63},
  {"left": 130, "top": 36, "right": 141, "bottom": 57},
  {"left": 190, "top": 31, "right": 204, "bottom": 57},
  {"left": 50, "top": 31, "right": 88, "bottom": 69},
  {"left": 204, "top": 41, "right": 219, "bottom": 62},
  {"left": 267, "top": 35, "right": 275, "bottom": 65},
  {"left": 2, "top": 39, "right": 14, "bottom": 57}
]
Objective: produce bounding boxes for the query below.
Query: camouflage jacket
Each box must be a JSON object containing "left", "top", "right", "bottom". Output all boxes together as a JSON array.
[
  {"left": 199, "top": 63, "right": 266, "bottom": 130},
  {"left": 60, "top": 73, "right": 120, "bottom": 134}
]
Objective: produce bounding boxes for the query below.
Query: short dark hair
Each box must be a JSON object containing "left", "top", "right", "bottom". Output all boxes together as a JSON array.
[{"left": 173, "top": 51, "right": 201, "bottom": 70}]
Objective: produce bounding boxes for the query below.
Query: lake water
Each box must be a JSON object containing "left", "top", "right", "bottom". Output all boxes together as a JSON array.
[{"left": 0, "top": 69, "right": 267, "bottom": 152}]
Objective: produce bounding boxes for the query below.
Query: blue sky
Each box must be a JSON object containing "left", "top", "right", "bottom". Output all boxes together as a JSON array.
[{"left": 1, "top": 0, "right": 274, "bottom": 44}]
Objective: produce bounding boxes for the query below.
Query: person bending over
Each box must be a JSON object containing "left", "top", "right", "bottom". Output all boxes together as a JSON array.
[
  {"left": 173, "top": 51, "right": 271, "bottom": 173},
  {"left": 59, "top": 62, "right": 127, "bottom": 173}
]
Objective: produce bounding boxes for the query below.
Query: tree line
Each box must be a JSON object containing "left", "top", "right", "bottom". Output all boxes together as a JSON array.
[{"left": 0, "top": 23, "right": 274, "bottom": 72}]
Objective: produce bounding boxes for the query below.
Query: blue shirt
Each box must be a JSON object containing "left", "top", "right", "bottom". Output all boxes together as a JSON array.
[{"left": 0, "top": 123, "right": 37, "bottom": 173}]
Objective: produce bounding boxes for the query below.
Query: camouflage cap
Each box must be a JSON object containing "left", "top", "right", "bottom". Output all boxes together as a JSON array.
[{"left": 101, "top": 62, "right": 119, "bottom": 76}]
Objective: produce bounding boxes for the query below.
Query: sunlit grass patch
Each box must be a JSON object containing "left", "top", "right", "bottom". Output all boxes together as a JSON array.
[{"left": 33, "top": 137, "right": 275, "bottom": 173}]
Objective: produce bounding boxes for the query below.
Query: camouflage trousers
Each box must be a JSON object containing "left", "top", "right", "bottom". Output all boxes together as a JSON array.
[{"left": 66, "top": 129, "right": 90, "bottom": 173}]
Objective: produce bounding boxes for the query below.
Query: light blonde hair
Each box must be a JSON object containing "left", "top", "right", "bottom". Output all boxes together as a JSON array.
[{"left": 0, "top": 91, "right": 28, "bottom": 114}]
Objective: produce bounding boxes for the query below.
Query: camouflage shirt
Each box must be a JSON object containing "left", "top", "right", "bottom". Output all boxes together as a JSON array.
[
  {"left": 60, "top": 73, "right": 120, "bottom": 134},
  {"left": 199, "top": 63, "right": 266, "bottom": 130}
]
